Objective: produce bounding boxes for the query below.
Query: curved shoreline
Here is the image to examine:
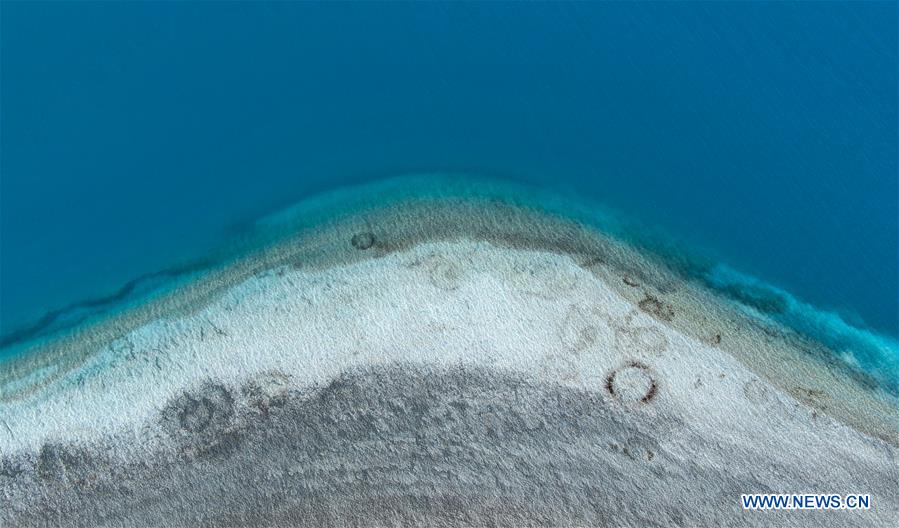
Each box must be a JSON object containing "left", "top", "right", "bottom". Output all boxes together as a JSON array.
[
  {"left": 2, "top": 175, "right": 896, "bottom": 420},
  {"left": 2, "top": 175, "right": 898, "bottom": 525},
  {"left": 5, "top": 174, "right": 897, "bottom": 385}
]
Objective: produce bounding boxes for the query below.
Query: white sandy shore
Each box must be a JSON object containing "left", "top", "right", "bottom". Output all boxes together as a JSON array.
[
  {"left": 0, "top": 239, "right": 893, "bottom": 454},
  {"left": 1, "top": 180, "right": 897, "bottom": 526}
]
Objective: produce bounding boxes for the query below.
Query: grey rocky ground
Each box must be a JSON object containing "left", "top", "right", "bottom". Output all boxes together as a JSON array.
[{"left": 2, "top": 364, "right": 895, "bottom": 527}]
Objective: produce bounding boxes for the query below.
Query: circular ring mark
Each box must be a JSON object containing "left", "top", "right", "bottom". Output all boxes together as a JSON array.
[
  {"left": 605, "top": 361, "right": 659, "bottom": 405},
  {"left": 351, "top": 232, "right": 376, "bottom": 250}
]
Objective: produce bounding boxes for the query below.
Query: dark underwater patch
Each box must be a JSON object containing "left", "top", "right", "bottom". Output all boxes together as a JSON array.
[
  {"left": 0, "top": 259, "right": 215, "bottom": 352},
  {"left": 715, "top": 282, "right": 789, "bottom": 315}
]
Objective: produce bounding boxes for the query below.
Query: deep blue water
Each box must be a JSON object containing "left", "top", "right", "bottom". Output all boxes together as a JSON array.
[{"left": 2, "top": 3, "right": 897, "bottom": 352}]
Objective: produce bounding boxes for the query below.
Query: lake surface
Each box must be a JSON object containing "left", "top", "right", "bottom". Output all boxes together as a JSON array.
[{"left": 2, "top": 2, "right": 897, "bottom": 352}]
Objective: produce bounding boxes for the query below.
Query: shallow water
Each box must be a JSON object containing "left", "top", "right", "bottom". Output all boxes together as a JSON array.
[{"left": 2, "top": 3, "right": 897, "bottom": 365}]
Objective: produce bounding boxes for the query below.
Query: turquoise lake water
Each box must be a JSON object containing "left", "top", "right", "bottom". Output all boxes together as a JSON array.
[{"left": 1, "top": 3, "right": 897, "bottom": 386}]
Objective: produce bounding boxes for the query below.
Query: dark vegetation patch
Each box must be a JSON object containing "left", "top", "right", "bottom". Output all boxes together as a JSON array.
[{"left": 637, "top": 295, "right": 675, "bottom": 322}]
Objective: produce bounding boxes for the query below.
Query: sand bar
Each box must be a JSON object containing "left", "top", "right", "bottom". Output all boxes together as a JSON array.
[{"left": 1, "top": 176, "right": 897, "bottom": 526}]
